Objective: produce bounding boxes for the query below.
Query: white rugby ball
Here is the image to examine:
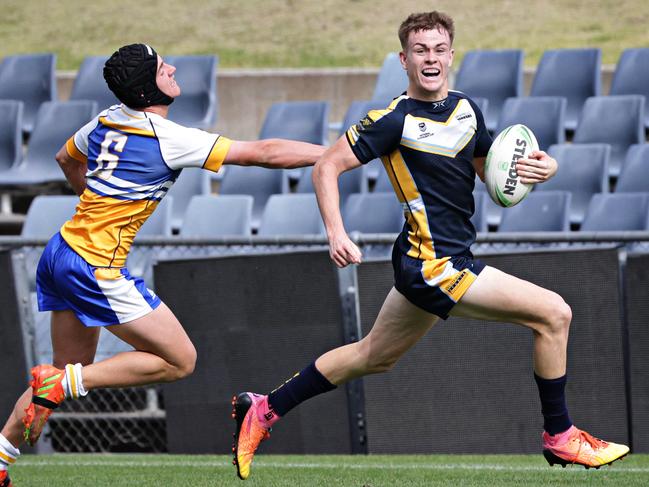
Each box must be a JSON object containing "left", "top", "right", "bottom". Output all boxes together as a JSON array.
[{"left": 484, "top": 124, "right": 539, "bottom": 208}]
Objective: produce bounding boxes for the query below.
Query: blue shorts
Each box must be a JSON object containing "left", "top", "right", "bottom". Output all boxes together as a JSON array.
[
  {"left": 392, "top": 246, "right": 485, "bottom": 319},
  {"left": 36, "top": 233, "right": 161, "bottom": 327}
]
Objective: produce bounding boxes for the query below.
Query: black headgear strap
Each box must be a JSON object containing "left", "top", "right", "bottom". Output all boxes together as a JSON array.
[{"left": 103, "top": 43, "right": 174, "bottom": 109}]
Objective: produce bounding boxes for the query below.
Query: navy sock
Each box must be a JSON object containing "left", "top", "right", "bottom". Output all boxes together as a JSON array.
[
  {"left": 534, "top": 373, "right": 573, "bottom": 435},
  {"left": 268, "top": 362, "right": 337, "bottom": 417}
]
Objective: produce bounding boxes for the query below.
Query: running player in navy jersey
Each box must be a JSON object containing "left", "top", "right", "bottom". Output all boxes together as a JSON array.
[
  {"left": 231, "top": 12, "right": 628, "bottom": 480},
  {"left": 0, "top": 43, "right": 325, "bottom": 486}
]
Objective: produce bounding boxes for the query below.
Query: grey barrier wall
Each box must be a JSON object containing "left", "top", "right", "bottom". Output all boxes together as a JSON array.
[
  {"left": 155, "top": 251, "right": 353, "bottom": 454},
  {"left": 625, "top": 253, "right": 649, "bottom": 453},
  {"left": 154, "top": 247, "right": 630, "bottom": 454}
]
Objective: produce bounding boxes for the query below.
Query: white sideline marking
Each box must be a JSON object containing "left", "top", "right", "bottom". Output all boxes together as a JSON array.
[{"left": 15, "top": 459, "right": 649, "bottom": 473}]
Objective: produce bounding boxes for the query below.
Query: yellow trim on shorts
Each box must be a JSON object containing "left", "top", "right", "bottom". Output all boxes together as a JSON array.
[
  {"left": 0, "top": 450, "right": 15, "bottom": 464},
  {"left": 441, "top": 268, "right": 477, "bottom": 302},
  {"left": 94, "top": 268, "right": 124, "bottom": 280}
]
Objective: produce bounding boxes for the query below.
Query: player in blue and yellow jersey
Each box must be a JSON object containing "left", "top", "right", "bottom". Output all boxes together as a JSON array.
[
  {"left": 0, "top": 43, "right": 325, "bottom": 486},
  {"left": 231, "top": 12, "right": 629, "bottom": 480}
]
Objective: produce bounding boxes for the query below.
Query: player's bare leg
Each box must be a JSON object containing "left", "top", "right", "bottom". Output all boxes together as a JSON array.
[{"left": 450, "top": 265, "right": 629, "bottom": 468}]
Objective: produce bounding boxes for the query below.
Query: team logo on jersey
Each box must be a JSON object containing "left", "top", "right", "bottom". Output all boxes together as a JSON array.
[
  {"left": 357, "top": 115, "right": 374, "bottom": 132},
  {"left": 432, "top": 100, "right": 446, "bottom": 109},
  {"left": 419, "top": 122, "right": 426, "bottom": 132},
  {"left": 417, "top": 121, "right": 435, "bottom": 139}
]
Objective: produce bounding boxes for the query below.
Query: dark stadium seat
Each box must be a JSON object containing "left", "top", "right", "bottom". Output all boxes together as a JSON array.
[
  {"left": 21, "top": 195, "right": 78, "bottom": 238},
  {"left": 0, "top": 53, "right": 57, "bottom": 134},
  {"left": 166, "top": 168, "right": 211, "bottom": 231},
  {"left": 495, "top": 97, "right": 566, "bottom": 150},
  {"left": 373, "top": 169, "right": 392, "bottom": 193},
  {"left": 259, "top": 101, "right": 330, "bottom": 146},
  {"left": 529, "top": 48, "right": 601, "bottom": 132},
  {"left": 294, "top": 166, "right": 365, "bottom": 205},
  {"left": 470, "top": 191, "right": 488, "bottom": 233},
  {"left": 372, "top": 52, "right": 409, "bottom": 101},
  {"left": 69, "top": 56, "right": 119, "bottom": 111},
  {"left": 572, "top": 95, "right": 645, "bottom": 177},
  {"left": 616, "top": 144, "right": 649, "bottom": 193},
  {"left": 0, "top": 100, "right": 23, "bottom": 171},
  {"left": 471, "top": 96, "right": 489, "bottom": 121},
  {"left": 137, "top": 196, "right": 174, "bottom": 237},
  {"left": 342, "top": 192, "right": 403, "bottom": 234},
  {"left": 497, "top": 191, "right": 571, "bottom": 232},
  {"left": 218, "top": 165, "right": 286, "bottom": 229},
  {"left": 338, "top": 99, "right": 395, "bottom": 137},
  {"left": 164, "top": 55, "right": 218, "bottom": 129},
  {"left": 474, "top": 176, "right": 504, "bottom": 228},
  {"left": 0, "top": 101, "right": 97, "bottom": 187},
  {"left": 580, "top": 193, "right": 649, "bottom": 231},
  {"left": 179, "top": 194, "right": 253, "bottom": 237},
  {"left": 257, "top": 193, "right": 323, "bottom": 236},
  {"left": 609, "top": 48, "right": 649, "bottom": 129},
  {"left": 541, "top": 144, "right": 610, "bottom": 225},
  {"left": 453, "top": 49, "right": 524, "bottom": 132}
]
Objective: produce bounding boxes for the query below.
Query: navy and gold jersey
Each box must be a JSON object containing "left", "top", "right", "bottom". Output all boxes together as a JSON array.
[{"left": 346, "top": 91, "right": 492, "bottom": 261}]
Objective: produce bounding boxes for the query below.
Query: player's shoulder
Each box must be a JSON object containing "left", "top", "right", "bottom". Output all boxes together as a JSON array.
[{"left": 448, "top": 90, "right": 484, "bottom": 112}]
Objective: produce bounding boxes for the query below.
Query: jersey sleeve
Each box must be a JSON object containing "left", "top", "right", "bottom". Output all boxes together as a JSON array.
[
  {"left": 468, "top": 98, "right": 492, "bottom": 158},
  {"left": 154, "top": 119, "right": 233, "bottom": 173},
  {"left": 68, "top": 114, "right": 101, "bottom": 162},
  {"left": 345, "top": 108, "right": 404, "bottom": 164}
]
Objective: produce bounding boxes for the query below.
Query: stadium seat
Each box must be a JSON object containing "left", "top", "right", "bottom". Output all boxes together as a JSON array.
[
  {"left": 69, "top": 56, "right": 119, "bottom": 111},
  {"left": 0, "top": 101, "right": 97, "bottom": 187},
  {"left": 495, "top": 97, "right": 566, "bottom": 150},
  {"left": 529, "top": 48, "right": 601, "bottom": 132},
  {"left": 21, "top": 195, "right": 78, "bottom": 238},
  {"left": 373, "top": 168, "right": 392, "bottom": 193},
  {"left": 471, "top": 97, "right": 489, "bottom": 121},
  {"left": 497, "top": 191, "right": 572, "bottom": 232},
  {"left": 342, "top": 192, "right": 404, "bottom": 233},
  {"left": 0, "top": 100, "right": 23, "bottom": 171},
  {"left": 470, "top": 191, "right": 488, "bottom": 233},
  {"left": 179, "top": 194, "right": 253, "bottom": 237},
  {"left": 609, "top": 48, "right": 649, "bottom": 129},
  {"left": 0, "top": 53, "right": 57, "bottom": 134},
  {"left": 166, "top": 168, "right": 211, "bottom": 231},
  {"left": 616, "top": 144, "right": 649, "bottom": 192},
  {"left": 453, "top": 49, "right": 524, "bottom": 132},
  {"left": 294, "top": 166, "right": 365, "bottom": 204},
  {"left": 338, "top": 99, "right": 395, "bottom": 137},
  {"left": 474, "top": 176, "right": 504, "bottom": 228},
  {"left": 580, "top": 193, "right": 649, "bottom": 231},
  {"left": 260, "top": 101, "right": 330, "bottom": 146},
  {"left": 372, "top": 52, "right": 409, "bottom": 101},
  {"left": 257, "top": 193, "right": 323, "bottom": 236},
  {"left": 572, "top": 95, "right": 645, "bottom": 177},
  {"left": 164, "top": 55, "right": 218, "bottom": 129},
  {"left": 137, "top": 196, "right": 174, "bottom": 237},
  {"left": 218, "top": 165, "right": 286, "bottom": 229},
  {"left": 540, "top": 144, "right": 610, "bottom": 225}
]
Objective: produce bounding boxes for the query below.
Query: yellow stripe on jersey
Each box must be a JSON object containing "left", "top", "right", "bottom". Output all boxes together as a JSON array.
[
  {"left": 410, "top": 101, "right": 463, "bottom": 127},
  {"left": 99, "top": 117, "right": 156, "bottom": 137},
  {"left": 94, "top": 268, "right": 124, "bottom": 280},
  {"left": 0, "top": 450, "right": 16, "bottom": 464},
  {"left": 60, "top": 192, "right": 160, "bottom": 268},
  {"left": 203, "top": 136, "right": 232, "bottom": 172},
  {"left": 421, "top": 257, "right": 452, "bottom": 283},
  {"left": 401, "top": 128, "right": 475, "bottom": 157},
  {"left": 66, "top": 137, "right": 87, "bottom": 163}
]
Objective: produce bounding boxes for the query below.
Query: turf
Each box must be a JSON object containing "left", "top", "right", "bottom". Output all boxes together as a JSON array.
[{"left": 9, "top": 453, "right": 649, "bottom": 486}]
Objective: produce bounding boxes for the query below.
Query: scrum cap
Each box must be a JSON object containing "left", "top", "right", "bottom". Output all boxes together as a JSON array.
[{"left": 103, "top": 43, "right": 174, "bottom": 109}]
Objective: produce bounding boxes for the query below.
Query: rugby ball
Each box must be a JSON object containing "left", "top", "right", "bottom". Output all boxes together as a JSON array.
[{"left": 484, "top": 124, "right": 539, "bottom": 208}]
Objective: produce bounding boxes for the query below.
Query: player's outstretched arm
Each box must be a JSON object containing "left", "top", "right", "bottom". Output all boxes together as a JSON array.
[
  {"left": 223, "top": 139, "right": 326, "bottom": 169},
  {"left": 313, "top": 137, "right": 363, "bottom": 268},
  {"left": 516, "top": 150, "right": 558, "bottom": 184},
  {"left": 55, "top": 144, "right": 87, "bottom": 196}
]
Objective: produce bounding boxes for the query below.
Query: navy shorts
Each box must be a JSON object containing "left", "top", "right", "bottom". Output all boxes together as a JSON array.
[{"left": 392, "top": 246, "right": 485, "bottom": 319}]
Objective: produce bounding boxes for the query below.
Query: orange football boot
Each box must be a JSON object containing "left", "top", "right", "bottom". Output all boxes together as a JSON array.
[
  {"left": 543, "top": 425, "right": 630, "bottom": 469},
  {"left": 231, "top": 393, "right": 272, "bottom": 480},
  {"left": 0, "top": 470, "right": 12, "bottom": 487},
  {"left": 23, "top": 365, "right": 66, "bottom": 446}
]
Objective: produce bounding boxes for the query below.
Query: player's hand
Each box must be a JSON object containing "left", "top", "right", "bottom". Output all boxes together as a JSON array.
[
  {"left": 328, "top": 231, "right": 362, "bottom": 268},
  {"left": 516, "top": 150, "right": 558, "bottom": 184}
]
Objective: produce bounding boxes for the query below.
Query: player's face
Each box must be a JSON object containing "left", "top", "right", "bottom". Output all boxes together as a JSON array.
[
  {"left": 400, "top": 28, "right": 454, "bottom": 102},
  {"left": 156, "top": 55, "right": 181, "bottom": 98}
]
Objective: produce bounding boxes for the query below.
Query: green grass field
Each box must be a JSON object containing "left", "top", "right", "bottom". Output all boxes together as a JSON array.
[{"left": 9, "top": 453, "right": 649, "bottom": 486}]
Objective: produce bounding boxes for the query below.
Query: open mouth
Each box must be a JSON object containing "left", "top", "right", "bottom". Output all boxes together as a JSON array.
[{"left": 422, "top": 68, "right": 440, "bottom": 78}]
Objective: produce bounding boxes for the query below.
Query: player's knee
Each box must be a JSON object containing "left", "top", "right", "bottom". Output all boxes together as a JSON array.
[
  {"left": 542, "top": 293, "right": 572, "bottom": 337},
  {"left": 172, "top": 344, "right": 197, "bottom": 380}
]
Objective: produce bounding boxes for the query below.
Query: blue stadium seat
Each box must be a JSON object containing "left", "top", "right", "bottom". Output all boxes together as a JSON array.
[
  {"left": 0, "top": 101, "right": 97, "bottom": 187},
  {"left": 372, "top": 52, "right": 409, "bottom": 101},
  {"left": 471, "top": 97, "right": 489, "bottom": 122},
  {"left": 0, "top": 53, "right": 57, "bottom": 134},
  {"left": 474, "top": 177, "right": 504, "bottom": 228},
  {"left": 165, "top": 55, "right": 218, "bottom": 129},
  {"left": 453, "top": 49, "right": 524, "bottom": 132},
  {"left": 572, "top": 95, "right": 645, "bottom": 177},
  {"left": 21, "top": 195, "right": 78, "bottom": 238},
  {"left": 497, "top": 191, "right": 571, "bottom": 232},
  {"left": 616, "top": 144, "right": 649, "bottom": 193},
  {"left": 179, "top": 195, "right": 253, "bottom": 237},
  {"left": 470, "top": 191, "right": 488, "bottom": 233},
  {"left": 0, "top": 100, "right": 23, "bottom": 171},
  {"left": 260, "top": 101, "right": 330, "bottom": 146},
  {"left": 373, "top": 168, "right": 392, "bottom": 193},
  {"left": 530, "top": 48, "right": 601, "bottom": 132},
  {"left": 541, "top": 144, "right": 610, "bottom": 225},
  {"left": 69, "top": 56, "right": 119, "bottom": 111},
  {"left": 166, "top": 168, "right": 211, "bottom": 231},
  {"left": 258, "top": 193, "right": 323, "bottom": 236},
  {"left": 338, "top": 98, "right": 395, "bottom": 137},
  {"left": 495, "top": 97, "right": 566, "bottom": 150},
  {"left": 609, "top": 48, "right": 649, "bottom": 129},
  {"left": 580, "top": 193, "right": 649, "bottom": 231},
  {"left": 219, "top": 165, "right": 286, "bottom": 229},
  {"left": 294, "top": 166, "right": 365, "bottom": 204},
  {"left": 343, "top": 192, "right": 403, "bottom": 233},
  {"left": 137, "top": 196, "right": 174, "bottom": 237}
]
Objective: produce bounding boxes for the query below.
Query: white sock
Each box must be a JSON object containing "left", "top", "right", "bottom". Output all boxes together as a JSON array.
[
  {"left": 0, "top": 433, "right": 19, "bottom": 470},
  {"left": 61, "top": 363, "right": 88, "bottom": 400}
]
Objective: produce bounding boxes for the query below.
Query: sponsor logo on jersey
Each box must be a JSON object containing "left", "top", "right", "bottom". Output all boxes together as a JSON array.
[
  {"left": 456, "top": 113, "right": 472, "bottom": 121},
  {"left": 432, "top": 100, "right": 446, "bottom": 109}
]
